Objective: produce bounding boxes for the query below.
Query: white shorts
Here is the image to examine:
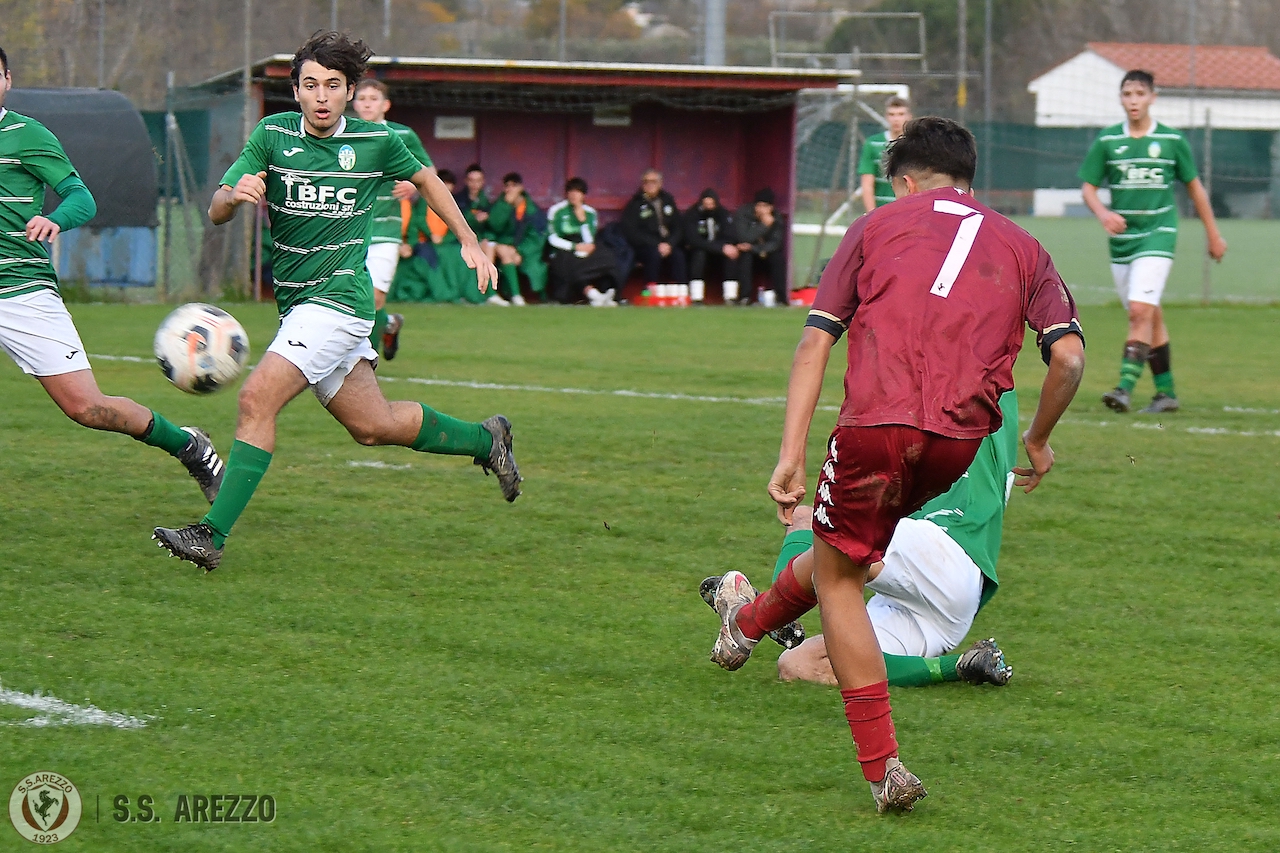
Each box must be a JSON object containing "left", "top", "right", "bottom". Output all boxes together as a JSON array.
[
  {"left": 0, "top": 289, "right": 93, "bottom": 376},
  {"left": 266, "top": 303, "right": 376, "bottom": 406},
  {"left": 1111, "top": 257, "right": 1173, "bottom": 308},
  {"left": 865, "top": 517, "right": 984, "bottom": 658},
  {"left": 366, "top": 242, "right": 400, "bottom": 294}
]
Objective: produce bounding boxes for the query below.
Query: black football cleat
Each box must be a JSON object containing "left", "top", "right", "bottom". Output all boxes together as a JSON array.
[
  {"left": 153, "top": 523, "right": 223, "bottom": 573},
  {"left": 176, "top": 427, "right": 224, "bottom": 503},
  {"left": 475, "top": 415, "right": 522, "bottom": 502}
]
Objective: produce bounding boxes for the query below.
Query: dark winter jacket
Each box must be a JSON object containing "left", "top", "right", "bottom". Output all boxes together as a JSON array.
[
  {"left": 732, "top": 203, "right": 786, "bottom": 258},
  {"left": 621, "top": 188, "right": 683, "bottom": 249},
  {"left": 684, "top": 189, "right": 734, "bottom": 254}
]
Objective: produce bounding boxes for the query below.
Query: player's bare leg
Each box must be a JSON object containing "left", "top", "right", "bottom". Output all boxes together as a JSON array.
[
  {"left": 41, "top": 368, "right": 224, "bottom": 502},
  {"left": 152, "top": 354, "right": 308, "bottom": 572},
  {"left": 813, "top": 536, "right": 927, "bottom": 813},
  {"left": 326, "top": 360, "right": 522, "bottom": 500}
]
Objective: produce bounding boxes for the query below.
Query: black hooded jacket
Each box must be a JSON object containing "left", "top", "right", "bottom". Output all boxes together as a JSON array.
[
  {"left": 621, "top": 187, "right": 684, "bottom": 248},
  {"left": 683, "top": 188, "right": 734, "bottom": 254}
]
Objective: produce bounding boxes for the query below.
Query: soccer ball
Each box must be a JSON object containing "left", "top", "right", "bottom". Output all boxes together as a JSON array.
[{"left": 154, "top": 303, "right": 250, "bottom": 395}]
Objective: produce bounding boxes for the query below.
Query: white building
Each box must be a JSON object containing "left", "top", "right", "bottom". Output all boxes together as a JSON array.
[{"left": 1027, "top": 42, "right": 1280, "bottom": 215}]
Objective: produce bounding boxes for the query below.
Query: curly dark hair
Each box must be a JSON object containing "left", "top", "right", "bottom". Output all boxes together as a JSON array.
[{"left": 291, "top": 31, "right": 373, "bottom": 89}]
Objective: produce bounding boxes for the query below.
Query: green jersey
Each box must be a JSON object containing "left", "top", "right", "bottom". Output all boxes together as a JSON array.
[
  {"left": 0, "top": 109, "right": 80, "bottom": 299},
  {"left": 546, "top": 200, "right": 598, "bottom": 251},
  {"left": 222, "top": 113, "right": 425, "bottom": 321},
  {"left": 369, "top": 120, "right": 431, "bottom": 246},
  {"left": 856, "top": 131, "right": 896, "bottom": 208},
  {"left": 911, "top": 390, "right": 1018, "bottom": 610},
  {"left": 1078, "top": 121, "right": 1198, "bottom": 264}
]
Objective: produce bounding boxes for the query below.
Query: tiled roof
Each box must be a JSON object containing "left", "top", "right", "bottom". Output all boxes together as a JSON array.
[{"left": 1087, "top": 42, "right": 1280, "bottom": 91}]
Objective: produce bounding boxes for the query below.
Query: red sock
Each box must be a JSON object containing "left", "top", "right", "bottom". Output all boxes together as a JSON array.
[
  {"left": 841, "top": 681, "right": 898, "bottom": 782},
  {"left": 734, "top": 560, "right": 818, "bottom": 641}
]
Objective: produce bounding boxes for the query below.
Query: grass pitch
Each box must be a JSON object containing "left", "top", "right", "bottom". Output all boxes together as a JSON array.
[{"left": 2, "top": 301, "right": 1279, "bottom": 851}]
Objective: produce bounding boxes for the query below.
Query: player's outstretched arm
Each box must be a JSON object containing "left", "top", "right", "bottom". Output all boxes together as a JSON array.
[
  {"left": 1015, "top": 333, "right": 1085, "bottom": 493},
  {"left": 1081, "top": 182, "right": 1126, "bottom": 236},
  {"left": 209, "top": 172, "right": 267, "bottom": 226},
  {"left": 770, "top": 326, "right": 836, "bottom": 523},
  {"left": 1185, "top": 178, "right": 1228, "bottom": 262},
  {"left": 410, "top": 166, "right": 497, "bottom": 292}
]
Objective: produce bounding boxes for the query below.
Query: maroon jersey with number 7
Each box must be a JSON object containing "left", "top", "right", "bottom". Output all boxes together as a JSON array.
[{"left": 806, "top": 186, "right": 1083, "bottom": 439}]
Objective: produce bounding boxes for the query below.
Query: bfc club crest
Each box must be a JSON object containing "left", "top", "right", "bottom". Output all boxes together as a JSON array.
[
  {"left": 1147, "top": 141, "right": 1161, "bottom": 159},
  {"left": 338, "top": 144, "right": 356, "bottom": 171}
]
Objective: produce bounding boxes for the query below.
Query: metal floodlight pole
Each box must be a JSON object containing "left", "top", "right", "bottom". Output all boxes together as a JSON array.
[
  {"left": 331, "top": 0, "right": 338, "bottom": 31},
  {"left": 957, "top": 0, "right": 967, "bottom": 125},
  {"left": 704, "top": 0, "right": 726, "bottom": 66},
  {"left": 383, "top": 0, "right": 391, "bottom": 42},
  {"left": 242, "top": 0, "right": 254, "bottom": 299},
  {"left": 97, "top": 0, "right": 105, "bottom": 87},
  {"left": 982, "top": 0, "right": 992, "bottom": 202},
  {"left": 558, "top": 0, "right": 567, "bottom": 62},
  {"left": 162, "top": 70, "right": 174, "bottom": 302}
]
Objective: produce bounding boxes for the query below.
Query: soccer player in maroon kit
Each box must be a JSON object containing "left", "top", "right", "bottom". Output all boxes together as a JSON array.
[{"left": 705, "top": 118, "right": 1086, "bottom": 813}]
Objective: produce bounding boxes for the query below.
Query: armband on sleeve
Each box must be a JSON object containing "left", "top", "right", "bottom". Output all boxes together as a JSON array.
[
  {"left": 1039, "top": 320, "right": 1085, "bottom": 365},
  {"left": 805, "top": 310, "right": 846, "bottom": 341}
]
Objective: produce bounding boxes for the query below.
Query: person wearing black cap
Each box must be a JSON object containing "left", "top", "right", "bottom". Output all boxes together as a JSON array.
[
  {"left": 684, "top": 188, "right": 737, "bottom": 304},
  {"left": 729, "top": 188, "right": 788, "bottom": 306}
]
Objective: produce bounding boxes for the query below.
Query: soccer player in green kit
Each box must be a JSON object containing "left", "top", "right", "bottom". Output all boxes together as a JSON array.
[
  {"left": 352, "top": 77, "right": 429, "bottom": 359},
  {"left": 702, "top": 390, "right": 1019, "bottom": 690},
  {"left": 856, "top": 96, "right": 911, "bottom": 214},
  {"left": 153, "top": 32, "right": 520, "bottom": 573},
  {"left": 1081, "top": 69, "right": 1227, "bottom": 414},
  {"left": 0, "top": 45, "right": 225, "bottom": 506}
]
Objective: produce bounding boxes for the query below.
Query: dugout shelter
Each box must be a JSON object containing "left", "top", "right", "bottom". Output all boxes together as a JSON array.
[
  {"left": 7, "top": 88, "right": 158, "bottom": 288},
  {"left": 196, "top": 57, "right": 851, "bottom": 298}
]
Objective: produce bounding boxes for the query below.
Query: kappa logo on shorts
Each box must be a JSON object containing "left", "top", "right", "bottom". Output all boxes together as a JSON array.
[
  {"left": 9, "top": 771, "right": 83, "bottom": 843},
  {"left": 814, "top": 505, "right": 834, "bottom": 529}
]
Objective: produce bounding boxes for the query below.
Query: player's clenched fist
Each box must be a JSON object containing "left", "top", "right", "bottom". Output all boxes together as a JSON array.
[{"left": 232, "top": 171, "right": 268, "bottom": 206}]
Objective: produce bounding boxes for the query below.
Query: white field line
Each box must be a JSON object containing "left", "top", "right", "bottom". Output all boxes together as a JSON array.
[
  {"left": 0, "top": 680, "right": 152, "bottom": 729},
  {"left": 348, "top": 460, "right": 411, "bottom": 470},
  {"left": 90, "top": 353, "right": 1279, "bottom": 438}
]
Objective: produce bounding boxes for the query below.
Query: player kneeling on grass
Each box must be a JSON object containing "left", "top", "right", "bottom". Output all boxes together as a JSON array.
[
  {"left": 153, "top": 31, "right": 521, "bottom": 574},
  {"left": 703, "top": 117, "right": 1085, "bottom": 814},
  {"left": 701, "top": 390, "right": 1021, "bottom": 691},
  {"left": 0, "top": 44, "right": 224, "bottom": 508}
]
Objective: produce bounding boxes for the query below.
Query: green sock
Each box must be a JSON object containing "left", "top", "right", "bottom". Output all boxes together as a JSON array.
[
  {"left": 370, "top": 308, "right": 388, "bottom": 354},
  {"left": 411, "top": 404, "right": 493, "bottom": 457},
  {"left": 773, "top": 528, "right": 814, "bottom": 582},
  {"left": 500, "top": 264, "right": 519, "bottom": 299},
  {"left": 1117, "top": 340, "right": 1150, "bottom": 392},
  {"left": 883, "top": 653, "right": 962, "bottom": 687},
  {"left": 137, "top": 411, "right": 192, "bottom": 456},
  {"left": 201, "top": 440, "right": 272, "bottom": 548}
]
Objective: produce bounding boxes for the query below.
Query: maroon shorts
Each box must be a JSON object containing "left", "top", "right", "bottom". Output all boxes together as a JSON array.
[{"left": 812, "top": 424, "right": 982, "bottom": 566}]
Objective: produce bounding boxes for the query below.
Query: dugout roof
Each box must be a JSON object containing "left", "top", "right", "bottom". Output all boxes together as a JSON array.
[
  {"left": 6, "top": 88, "right": 158, "bottom": 228},
  {"left": 201, "top": 56, "right": 854, "bottom": 113}
]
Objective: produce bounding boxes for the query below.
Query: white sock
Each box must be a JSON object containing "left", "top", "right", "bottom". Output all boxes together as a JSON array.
[
  {"left": 690, "top": 279, "right": 705, "bottom": 302},
  {"left": 723, "top": 280, "right": 739, "bottom": 302}
]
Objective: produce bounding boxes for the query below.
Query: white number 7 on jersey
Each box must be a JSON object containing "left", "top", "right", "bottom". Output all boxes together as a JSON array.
[{"left": 930, "top": 198, "right": 985, "bottom": 298}]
